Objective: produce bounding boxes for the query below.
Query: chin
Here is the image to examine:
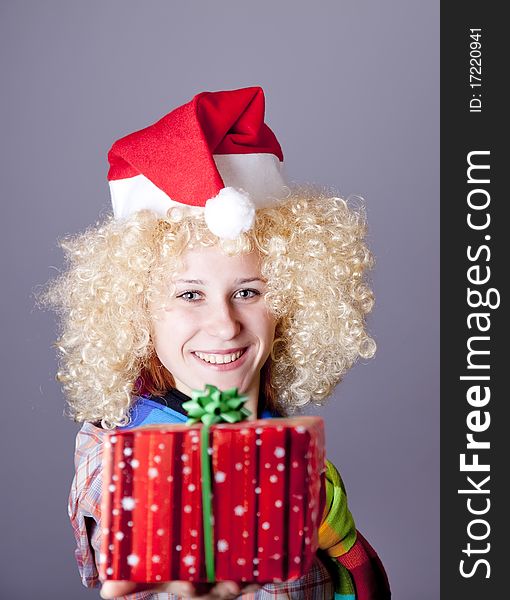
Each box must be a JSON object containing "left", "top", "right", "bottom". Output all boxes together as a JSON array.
[
  {"left": 207, "top": 373, "right": 249, "bottom": 393},
  {"left": 213, "top": 377, "right": 245, "bottom": 392}
]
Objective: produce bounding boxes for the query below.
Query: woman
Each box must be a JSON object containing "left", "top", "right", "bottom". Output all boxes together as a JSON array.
[{"left": 46, "top": 87, "right": 389, "bottom": 599}]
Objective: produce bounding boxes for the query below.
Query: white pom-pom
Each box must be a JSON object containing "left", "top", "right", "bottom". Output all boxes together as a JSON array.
[{"left": 204, "top": 187, "right": 255, "bottom": 239}]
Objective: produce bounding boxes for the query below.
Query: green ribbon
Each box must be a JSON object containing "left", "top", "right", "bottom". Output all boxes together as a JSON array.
[{"left": 182, "top": 385, "right": 251, "bottom": 582}]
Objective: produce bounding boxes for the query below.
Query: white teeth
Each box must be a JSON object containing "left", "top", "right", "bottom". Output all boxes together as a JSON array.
[{"left": 195, "top": 350, "right": 243, "bottom": 364}]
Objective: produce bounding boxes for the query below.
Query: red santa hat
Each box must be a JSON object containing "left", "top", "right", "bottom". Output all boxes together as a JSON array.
[{"left": 107, "top": 86, "right": 288, "bottom": 239}]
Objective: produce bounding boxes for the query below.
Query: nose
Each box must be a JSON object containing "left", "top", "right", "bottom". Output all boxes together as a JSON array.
[{"left": 206, "top": 299, "right": 241, "bottom": 340}]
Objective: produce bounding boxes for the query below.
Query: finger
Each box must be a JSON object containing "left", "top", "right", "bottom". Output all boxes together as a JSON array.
[
  {"left": 100, "top": 581, "right": 143, "bottom": 598},
  {"left": 211, "top": 580, "right": 241, "bottom": 597},
  {"left": 158, "top": 581, "right": 195, "bottom": 596},
  {"left": 192, "top": 580, "right": 240, "bottom": 599},
  {"left": 100, "top": 580, "right": 195, "bottom": 599},
  {"left": 100, "top": 581, "right": 141, "bottom": 599}
]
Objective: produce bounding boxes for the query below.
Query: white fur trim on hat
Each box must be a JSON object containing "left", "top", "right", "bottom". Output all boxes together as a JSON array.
[
  {"left": 204, "top": 187, "right": 256, "bottom": 239},
  {"left": 110, "top": 153, "right": 287, "bottom": 220},
  {"left": 109, "top": 174, "right": 174, "bottom": 219},
  {"left": 213, "top": 153, "right": 287, "bottom": 207}
]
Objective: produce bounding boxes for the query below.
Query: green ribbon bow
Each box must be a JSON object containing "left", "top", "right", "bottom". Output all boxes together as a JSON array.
[
  {"left": 183, "top": 385, "right": 251, "bottom": 581},
  {"left": 182, "top": 384, "right": 251, "bottom": 426}
]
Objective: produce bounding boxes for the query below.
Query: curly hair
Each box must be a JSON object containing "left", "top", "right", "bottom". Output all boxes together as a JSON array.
[{"left": 43, "top": 188, "right": 375, "bottom": 428}]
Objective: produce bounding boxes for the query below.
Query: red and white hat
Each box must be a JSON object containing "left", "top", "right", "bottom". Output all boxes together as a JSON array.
[{"left": 107, "top": 86, "right": 288, "bottom": 239}]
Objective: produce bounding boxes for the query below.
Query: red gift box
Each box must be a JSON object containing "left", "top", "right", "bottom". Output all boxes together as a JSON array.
[{"left": 99, "top": 417, "right": 325, "bottom": 584}]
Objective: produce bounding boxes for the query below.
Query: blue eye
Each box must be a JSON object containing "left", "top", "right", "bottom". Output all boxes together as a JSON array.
[
  {"left": 177, "top": 291, "right": 202, "bottom": 302},
  {"left": 234, "top": 289, "right": 260, "bottom": 299}
]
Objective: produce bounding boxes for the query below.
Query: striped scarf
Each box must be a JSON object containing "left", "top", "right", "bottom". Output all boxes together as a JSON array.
[{"left": 319, "top": 460, "right": 357, "bottom": 599}]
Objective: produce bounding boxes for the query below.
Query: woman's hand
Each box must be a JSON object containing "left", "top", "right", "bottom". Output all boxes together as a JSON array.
[{"left": 100, "top": 579, "right": 260, "bottom": 599}]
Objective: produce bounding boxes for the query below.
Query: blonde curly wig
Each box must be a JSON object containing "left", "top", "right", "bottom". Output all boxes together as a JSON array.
[{"left": 44, "top": 188, "right": 375, "bottom": 428}]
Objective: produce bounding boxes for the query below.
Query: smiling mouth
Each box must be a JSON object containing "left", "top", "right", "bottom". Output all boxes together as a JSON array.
[{"left": 193, "top": 349, "right": 246, "bottom": 365}]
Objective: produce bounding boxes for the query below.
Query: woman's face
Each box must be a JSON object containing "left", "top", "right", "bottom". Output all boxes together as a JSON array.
[{"left": 151, "top": 245, "right": 276, "bottom": 405}]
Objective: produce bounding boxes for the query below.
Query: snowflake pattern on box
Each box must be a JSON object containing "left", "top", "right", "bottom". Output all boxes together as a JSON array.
[{"left": 100, "top": 417, "right": 325, "bottom": 583}]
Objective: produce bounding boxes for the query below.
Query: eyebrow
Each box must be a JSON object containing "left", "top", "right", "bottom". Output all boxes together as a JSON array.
[{"left": 174, "top": 277, "right": 264, "bottom": 285}]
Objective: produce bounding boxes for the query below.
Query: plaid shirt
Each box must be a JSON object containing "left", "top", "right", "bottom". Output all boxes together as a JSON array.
[{"left": 69, "top": 422, "right": 336, "bottom": 599}]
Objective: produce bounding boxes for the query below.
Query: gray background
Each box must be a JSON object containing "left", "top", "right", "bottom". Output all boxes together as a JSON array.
[{"left": 0, "top": 1, "right": 439, "bottom": 598}]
